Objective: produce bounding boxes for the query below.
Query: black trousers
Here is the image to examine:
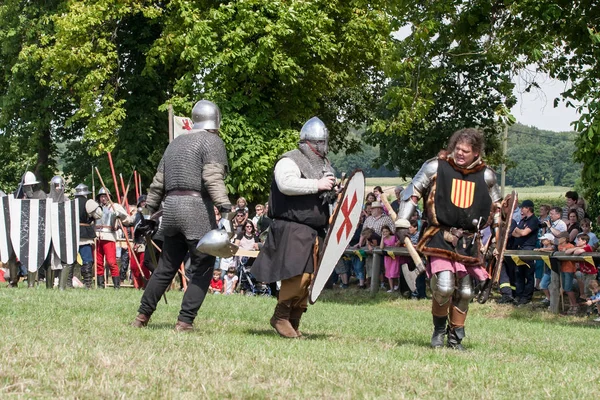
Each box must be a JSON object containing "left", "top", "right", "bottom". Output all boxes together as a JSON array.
[
  {"left": 138, "top": 233, "right": 215, "bottom": 324},
  {"left": 515, "top": 258, "right": 536, "bottom": 301},
  {"left": 499, "top": 259, "right": 516, "bottom": 297}
]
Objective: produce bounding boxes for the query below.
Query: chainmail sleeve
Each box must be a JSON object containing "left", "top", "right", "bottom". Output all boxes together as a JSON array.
[{"left": 146, "top": 158, "right": 165, "bottom": 213}]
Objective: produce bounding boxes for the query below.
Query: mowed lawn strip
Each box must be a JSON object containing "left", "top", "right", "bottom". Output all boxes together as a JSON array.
[{"left": 1, "top": 288, "right": 598, "bottom": 399}]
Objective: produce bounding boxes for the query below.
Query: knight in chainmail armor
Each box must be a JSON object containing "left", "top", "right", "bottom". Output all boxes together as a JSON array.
[
  {"left": 47, "top": 175, "right": 73, "bottom": 290},
  {"left": 253, "top": 117, "right": 336, "bottom": 339},
  {"left": 16, "top": 171, "right": 47, "bottom": 200},
  {"left": 13, "top": 172, "right": 47, "bottom": 287},
  {"left": 395, "top": 128, "right": 502, "bottom": 350},
  {"left": 132, "top": 100, "right": 231, "bottom": 332},
  {"left": 75, "top": 184, "right": 102, "bottom": 289}
]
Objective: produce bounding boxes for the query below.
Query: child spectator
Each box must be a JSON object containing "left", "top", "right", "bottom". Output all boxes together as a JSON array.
[
  {"left": 360, "top": 228, "right": 381, "bottom": 251},
  {"left": 223, "top": 266, "right": 239, "bottom": 295},
  {"left": 208, "top": 269, "right": 223, "bottom": 295},
  {"left": 380, "top": 226, "right": 400, "bottom": 293},
  {"left": 407, "top": 220, "right": 426, "bottom": 299},
  {"left": 365, "top": 192, "right": 377, "bottom": 204},
  {"left": 234, "top": 197, "right": 249, "bottom": 215},
  {"left": 585, "top": 280, "right": 600, "bottom": 321},
  {"left": 567, "top": 234, "right": 598, "bottom": 301},
  {"left": 577, "top": 219, "right": 598, "bottom": 250},
  {"left": 534, "top": 233, "right": 555, "bottom": 306},
  {"left": 557, "top": 231, "right": 578, "bottom": 315}
]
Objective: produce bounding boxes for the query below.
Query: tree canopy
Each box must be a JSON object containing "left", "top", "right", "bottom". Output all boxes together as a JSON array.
[{"left": 1, "top": 1, "right": 599, "bottom": 207}]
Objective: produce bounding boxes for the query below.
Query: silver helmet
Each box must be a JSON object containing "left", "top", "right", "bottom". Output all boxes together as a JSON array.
[
  {"left": 96, "top": 187, "right": 110, "bottom": 201},
  {"left": 299, "top": 117, "right": 329, "bottom": 156},
  {"left": 75, "top": 183, "right": 91, "bottom": 196},
  {"left": 22, "top": 171, "right": 39, "bottom": 186},
  {"left": 196, "top": 229, "right": 238, "bottom": 258},
  {"left": 49, "top": 175, "right": 66, "bottom": 202},
  {"left": 191, "top": 100, "right": 221, "bottom": 131},
  {"left": 50, "top": 175, "right": 65, "bottom": 190}
]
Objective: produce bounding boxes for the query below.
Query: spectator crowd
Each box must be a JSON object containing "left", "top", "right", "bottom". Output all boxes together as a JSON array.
[{"left": 3, "top": 176, "right": 600, "bottom": 322}]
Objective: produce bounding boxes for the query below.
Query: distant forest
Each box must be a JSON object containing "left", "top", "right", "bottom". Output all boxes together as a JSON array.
[
  {"left": 504, "top": 123, "right": 580, "bottom": 187},
  {"left": 329, "top": 123, "right": 581, "bottom": 187}
]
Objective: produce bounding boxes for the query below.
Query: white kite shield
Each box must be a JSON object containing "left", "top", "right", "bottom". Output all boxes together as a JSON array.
[
  {"left": 51, "top": 199, "right": 81, "bottom": 264},
  {"left": 0, "top": 194, "right": 14, "bottom": 263},
  {"left": 309, "top": 170, "right": 365, "bottom": 304},
  {"left": 10, "top": 198, "right": 52, "bottom": 273}
]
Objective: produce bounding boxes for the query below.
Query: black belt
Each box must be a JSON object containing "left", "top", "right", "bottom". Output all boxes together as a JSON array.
[{"left": 166, "top": 190, "right": 202, "bottom": 197}]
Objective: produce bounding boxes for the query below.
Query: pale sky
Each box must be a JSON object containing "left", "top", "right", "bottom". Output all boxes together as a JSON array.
[{"left": 511, "top": 71, "right": 580, "bottom": 133}]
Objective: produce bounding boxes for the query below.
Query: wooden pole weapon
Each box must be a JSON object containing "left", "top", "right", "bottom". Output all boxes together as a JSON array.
[
  {"left": 134, "top": 170, "right": 139, "bottom": 201},
  {"left": 107, "top": 152, "right": 122, "bottom": 204}
]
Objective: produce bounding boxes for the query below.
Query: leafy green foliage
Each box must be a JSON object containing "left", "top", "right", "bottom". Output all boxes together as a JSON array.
[
  {"left": 366, "top": 1, "right": 515, "bottom": 177},
  {"left": 1, "top": 1, "right": 391, "bottom": 201}
]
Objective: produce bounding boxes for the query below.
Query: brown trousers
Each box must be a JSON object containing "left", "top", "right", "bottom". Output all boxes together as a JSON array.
[{"left": 278, "top": 273, "right": 313, "bottom": 308}]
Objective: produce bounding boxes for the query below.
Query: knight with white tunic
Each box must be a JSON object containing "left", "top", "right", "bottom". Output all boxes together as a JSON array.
[
  {"left": 94, "top": 187, "right": 134, "bottom": 289},
  {"left": 253, "top": 117, "right": 336, "bottom": 339}
]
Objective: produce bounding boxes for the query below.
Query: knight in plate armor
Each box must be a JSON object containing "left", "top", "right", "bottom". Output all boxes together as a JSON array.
[
  {"left": 396, "top": 128, "right": 502, "bottom": 350},
  {"left": 252, "top": 117, "right": 336, "bottom": 338},
  {"left": 94, "top": 187, "right": 134, "bottom": 289},
  {"left": 132, "top": 99, "right": 231, "bottom": 332}
]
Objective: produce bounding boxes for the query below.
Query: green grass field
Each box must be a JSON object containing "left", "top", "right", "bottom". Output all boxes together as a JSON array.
[{"left": 1, "top": 286, "right": 598, "bottom": 399}]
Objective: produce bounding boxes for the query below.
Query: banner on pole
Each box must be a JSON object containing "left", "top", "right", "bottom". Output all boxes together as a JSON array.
[{"left": 173, "top": 116, "right": 193, "bottom": 139}]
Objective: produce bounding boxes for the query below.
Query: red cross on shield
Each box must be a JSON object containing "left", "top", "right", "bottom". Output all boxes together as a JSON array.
[{"left": 336, "top": 191, "right": 358, "bottom": 243}]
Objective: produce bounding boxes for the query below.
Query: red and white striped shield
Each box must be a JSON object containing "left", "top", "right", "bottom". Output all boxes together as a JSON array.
[
  {"left": 9, "top": 198, "right": 52, "bottom": 273},
  {"left": 50, "top": 199, "right": 81, "bottom": 264},
  {"left": 309, "top": 170, "right": 365, "bottom": 304},
  {"left": 0, "top": 194, "right": 13, "bottom": 263}
]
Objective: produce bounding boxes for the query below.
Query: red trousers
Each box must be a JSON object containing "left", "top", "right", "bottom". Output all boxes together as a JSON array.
[
  {"left": 96, "top": 240, "right": 119, "bottom": 277},
  {"left": 130, "top": 251, "right": 150, "bottom": 289}
]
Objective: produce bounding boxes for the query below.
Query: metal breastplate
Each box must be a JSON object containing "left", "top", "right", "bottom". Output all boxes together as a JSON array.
[{"left": 96, "top": 207, "right": 116, "bottom": 232}]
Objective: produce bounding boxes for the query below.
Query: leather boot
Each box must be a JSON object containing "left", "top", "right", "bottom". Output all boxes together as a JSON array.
[
  {"left": 174, "top": 320, "right": 194, "bottom": 332},
  {"left": 58, "top": 265, "right": 72, "bottom": 290},
  {"left": 81, "top": 264, "right": 93, "bottom": 289},
  {"left": 447, "top": 327, "right": 466, "bottom": 351},
  {"left": 289, "top": 307, "right": 306, "bottom": 338},
  {"left": 448, "top": 306, "right": 467, "bottom": 350},
  {"left": 131, "top": 313, "right": 151, "bottom": 328},
  {"left": 270, "top": 302, "right": 298, "bottom": 338},
  {"left": 112, "top": 276, "right": 121, "bottom": 290},
  {"left": 97, "top": 274, "right": 105, "bottom": 289},
  {"left": 431, "top": 315, "right": 447, "bottom": 348},
  {"left": 27, "top": 272, "right": 36, "bottom": 288}
]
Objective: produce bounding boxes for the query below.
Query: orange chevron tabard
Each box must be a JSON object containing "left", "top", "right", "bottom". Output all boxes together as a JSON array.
[{"left": 451, "top": 178, "right": 475, "bottom": 208}]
